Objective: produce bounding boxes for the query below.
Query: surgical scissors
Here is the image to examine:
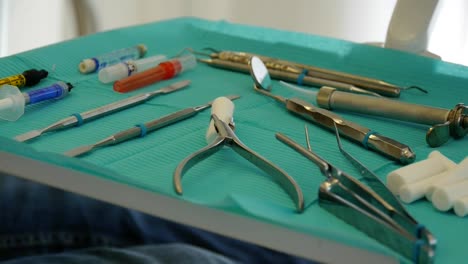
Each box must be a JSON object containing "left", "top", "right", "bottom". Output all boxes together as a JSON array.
[
  {"left": 275, "top": 124, "right": 436, "bottom": 263},
  {"left": 173, "top": 96, "right": 304, "bottom": 212}
]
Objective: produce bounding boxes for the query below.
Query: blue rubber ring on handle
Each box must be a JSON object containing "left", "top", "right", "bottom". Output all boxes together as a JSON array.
[
  {"left": 71, "top": 113, "right": 84, "bottom": 127},
  {"left": 362, "top": 131, "right": 378, "bottom": 148},
  {"left": 297, "top": 69, "right": 308, "bottom": 85},
  {"left": 135, "top": 124, "right": 147, "bottom": 137}
]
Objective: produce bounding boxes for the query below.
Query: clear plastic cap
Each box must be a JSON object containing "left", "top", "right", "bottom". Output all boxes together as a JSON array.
[
  {"left": 134, "top": 55, "right": 167, "bottom": 72},
  {"left": 99, "top": 64, "right": 129, "bottom": 83},
  {"left": 99, "top": 55, "right": 167, "bottom": 83},
  {"left": 0, "top": 85, "right": 25, "bottom": 121},
  {"left": 176, "top": 54, "right": 197, "bottom": 73}
]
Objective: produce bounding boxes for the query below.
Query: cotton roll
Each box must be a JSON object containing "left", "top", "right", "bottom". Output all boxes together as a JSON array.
[
  {"left": 432, "top": 179, "right": 468, "bottom": 211},
  {"left": 454, "top": 196, "right": 468, "bottom": 217},
  {"left": 205, "top": 97, "right": 234, "bottom": 144},
  {"left": 386, "top": 151, "right": 455, "bottom": 195},
  {"left": 426, "top": 157, "right": 468, "bottom": 201},
  {"left": 399, "top": 171, "right": 449, "bottom": 203}
]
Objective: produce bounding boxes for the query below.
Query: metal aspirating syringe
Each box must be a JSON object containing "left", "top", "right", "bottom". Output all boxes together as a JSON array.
[{"left": 316, "top": 87, "right": 468, "bottom": 147}]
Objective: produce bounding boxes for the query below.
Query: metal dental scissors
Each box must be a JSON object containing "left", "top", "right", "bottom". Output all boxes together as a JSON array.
[
  {"left": 275, "top": 124, "right": 436, "bottom": 263},
  {"left": 173, "top": 97, "right": 304, "bottom": 212}
]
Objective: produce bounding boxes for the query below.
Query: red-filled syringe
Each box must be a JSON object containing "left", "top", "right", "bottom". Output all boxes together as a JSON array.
[{"left": 113, "top": 54, "right": 197, "bottom": 93}]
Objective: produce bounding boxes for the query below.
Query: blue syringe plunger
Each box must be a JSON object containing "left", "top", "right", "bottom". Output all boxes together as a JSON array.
[{"left": 0, "top": 82, "right": 73, "bottom": 121}]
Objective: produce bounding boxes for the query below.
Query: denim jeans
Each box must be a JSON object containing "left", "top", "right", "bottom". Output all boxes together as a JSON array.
[{"left": 0, "top": 174, "right": 314, "bottom": 263}]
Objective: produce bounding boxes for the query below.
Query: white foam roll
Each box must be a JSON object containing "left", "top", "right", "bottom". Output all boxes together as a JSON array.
[
  {"left": 432, "top": 179, "right": 468, "bottom": 211},
  {"left": 386, "top": 151, "right": 455, "bottom": 195},
  {"left": 426, "top": 157, "right": 468, "bottom": 201},
  {"left": 454, "top": 196, "right": 468, "bottom": 217},
  {"left": 205, "top": 97, "right": 234, "bottom": 144}
]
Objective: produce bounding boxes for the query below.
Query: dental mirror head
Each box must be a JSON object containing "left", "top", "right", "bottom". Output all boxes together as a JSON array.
[{"left": 249, "top": 56, "right": 272, "bottom": 91}]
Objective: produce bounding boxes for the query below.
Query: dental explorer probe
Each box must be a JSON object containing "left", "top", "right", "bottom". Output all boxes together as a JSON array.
[
  {"left": 316, "top": 86, "right": 468, "bottom": 147},
  {"left": 198, "top": 50, "right": 419, "bottom": 97},
  {"left": 249, "top": 56, "right": 415, "bottom": 164},
  {"left": 197, "top": 57, "right": 382, "bottom": 97},
  {"left": 64, "top": 95, "right": 240, "bottom": 157},
  {"left": 15, "top": 80, "right": 190, "bottom": 142}
]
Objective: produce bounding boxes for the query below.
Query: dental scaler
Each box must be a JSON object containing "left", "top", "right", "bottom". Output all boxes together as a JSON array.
[{"left": 0, "top": 82, "right": 73, "bottom": 121}]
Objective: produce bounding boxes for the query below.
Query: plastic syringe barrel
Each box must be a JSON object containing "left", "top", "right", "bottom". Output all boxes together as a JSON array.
[
  {"left": 23, "top": 81, "right": 73, "bottom": 105},
  {"left": 113, "top": 54, "right": 196, "bottom": 93},
  {"left": 98, "top": 55, "right": 167, "bottom": 83},
  {"left": 79, "top": 44, "right": 147, "bottom": 74}
]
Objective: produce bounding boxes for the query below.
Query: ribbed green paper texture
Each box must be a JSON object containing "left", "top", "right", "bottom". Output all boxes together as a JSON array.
[{"left": 1, "top": 17, "right": 467, "bottom": 263}]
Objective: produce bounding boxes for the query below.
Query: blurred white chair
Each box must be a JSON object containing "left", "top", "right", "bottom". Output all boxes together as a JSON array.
[{"left": 1, "top": 0, "right": 467, "bottom": 65}]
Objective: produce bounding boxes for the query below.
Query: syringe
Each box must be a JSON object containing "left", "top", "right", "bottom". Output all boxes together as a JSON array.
[
  {"left": 79, "top": 44, "right": 147, "bottom": 74},
  {"left": 98, "top": 55, "right": 167, "bottom": 83},
  {"left": 0, "top": 69, "right": 48, "bottom": 88},
  {"left": 0, "top": 82, "right": 73, "bottom": 121},
  {"left": 113, "top": 54, "right": 197, "bottom": 93}
]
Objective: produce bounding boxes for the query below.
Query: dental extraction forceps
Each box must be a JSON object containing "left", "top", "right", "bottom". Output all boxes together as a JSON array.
[
  {"left": 173, "top": 97, "right": 304, "bottom": 212},
  {"left": 276, "top": 125, "right": 436, "bottom": 263}
]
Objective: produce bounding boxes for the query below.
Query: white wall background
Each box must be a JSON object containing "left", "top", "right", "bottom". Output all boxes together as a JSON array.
[{"left": 0, "top": 0, "right": 467, "bottom": 66}]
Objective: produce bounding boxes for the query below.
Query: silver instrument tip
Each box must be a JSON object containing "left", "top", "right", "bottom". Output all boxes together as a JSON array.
[
  {"left": 160, "top": 80, "right": 191, "bottom": 93},
  {"left": 225, "top": 95, "right": 241, "bottom": 101},
  {"left": 64, "top": 145, "right": 94, "bottom": 157},
  {"left": 14, "top": 130, "right": 42, "bottom": 142}
]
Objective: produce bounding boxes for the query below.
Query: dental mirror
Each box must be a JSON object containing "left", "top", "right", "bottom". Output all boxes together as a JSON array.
[
  {"left": 249, "top": 56, "right": 272, "bottom": 91},
  {"left": 249, "top": 56, "right": 317, "bottom": 101}
]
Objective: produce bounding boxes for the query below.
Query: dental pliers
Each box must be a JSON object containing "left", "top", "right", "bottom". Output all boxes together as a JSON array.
[{"left": 173, "top": 96, "right": 304, "bottom": 212}]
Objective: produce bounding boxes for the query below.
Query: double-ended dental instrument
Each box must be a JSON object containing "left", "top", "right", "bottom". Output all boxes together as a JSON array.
[
  {"left": 64, "top": 95, "right": 240, "bottom": 157},
  {"left": 15, "top": 80, "right": 190, "bottom": 142},
  {"left": 196, "top": 49, "right": 426, "bottom": 97},
  {"left": 173, "top": 96, "right": 304, "bottom": 212},
  {"left": 249, "top": 56, "right": 415, "bottom": 164}
]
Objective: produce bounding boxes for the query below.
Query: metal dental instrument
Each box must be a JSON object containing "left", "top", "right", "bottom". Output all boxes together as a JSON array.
[
  {"left": 249, "top": 56, "right": 415, "bottom": 164},
  {"left": 173, "top": 96, "right": 304, "bottom": 213},
  {"left": 275, "top": 127, "right": 435, "bottom": 263},
  {"left": 15, "top": 80, "right": 190, "bottom": 142},
  {"left": 64, "top": 95, "right": 240, "bottom": 157},
  {"left": 317, "top": 86, "right": 468, "bottom": 147},
  {"left": 197, "top": 56, "right": 382, "bottom": 97},
  {"left": 196, "top": 49, "right": 424, "bottom": 97}
]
